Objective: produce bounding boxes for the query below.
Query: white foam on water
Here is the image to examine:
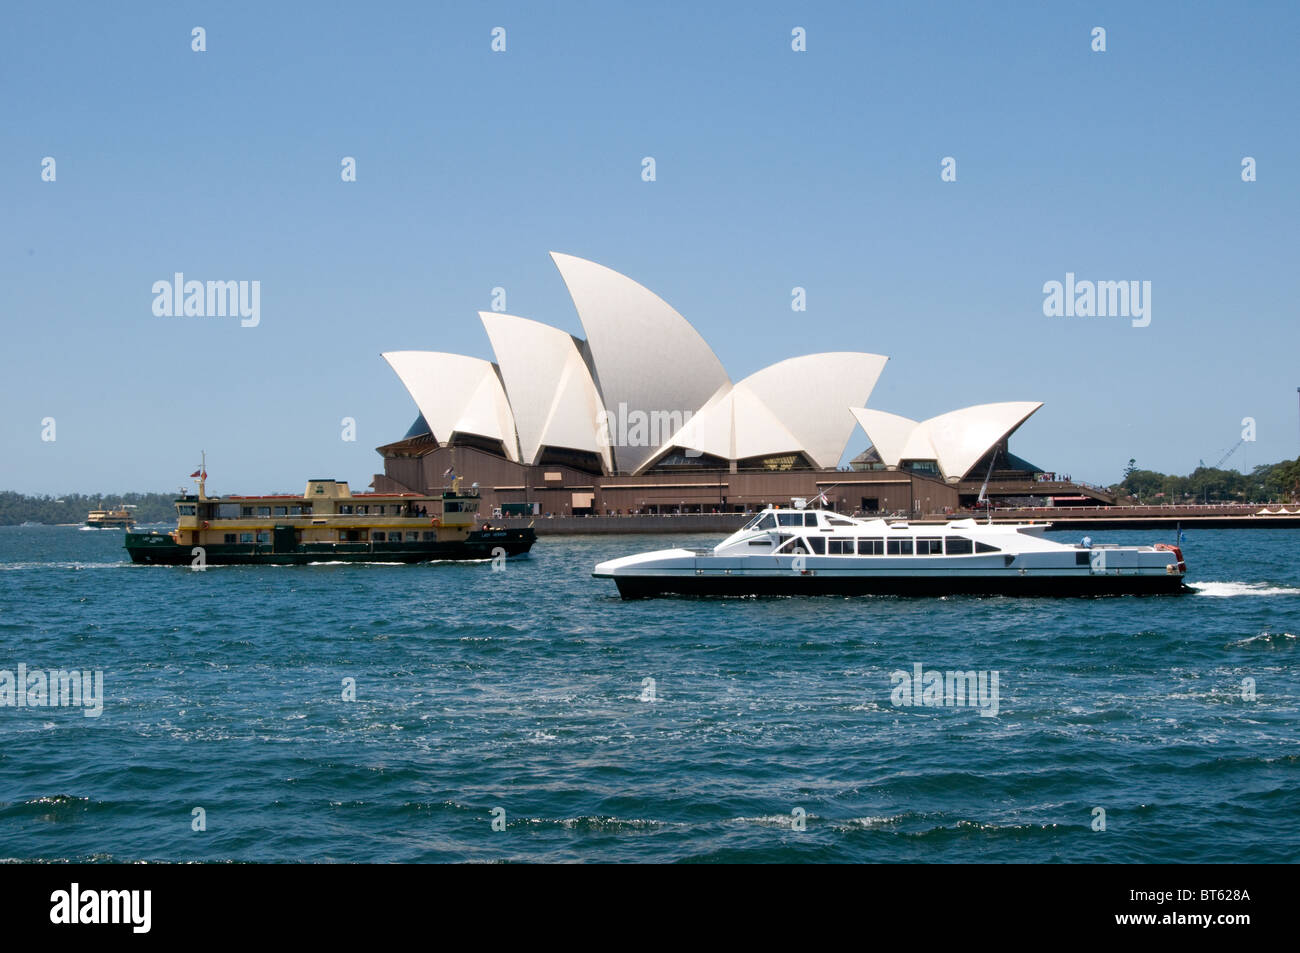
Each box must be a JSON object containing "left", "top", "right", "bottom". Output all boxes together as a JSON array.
[{"left": 1191, "top": 581, "right": 1300, "bottom": 597}]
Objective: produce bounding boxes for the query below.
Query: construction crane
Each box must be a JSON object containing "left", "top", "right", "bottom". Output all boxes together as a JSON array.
[{"left": 1198, "top": 438, "right": 1245, "bottom": 471}]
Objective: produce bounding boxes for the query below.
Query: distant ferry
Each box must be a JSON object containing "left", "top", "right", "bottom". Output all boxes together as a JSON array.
[
  {"left": 594, "top": 506, "right": 1190, "bottom": 598},
  {"left": 85, "top": 505, "right": 135, "bottom": 530},
  {"left": 125, "top": 462, "right": 535, "bottom": 566}
]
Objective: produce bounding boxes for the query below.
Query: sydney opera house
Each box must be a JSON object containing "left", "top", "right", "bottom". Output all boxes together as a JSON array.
[{"left": 371, "top": 253, "right": 1109, "bottom": 516}]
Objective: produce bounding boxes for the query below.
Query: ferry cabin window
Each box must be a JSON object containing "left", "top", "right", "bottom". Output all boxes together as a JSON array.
[
  {"left": 290, "top": 505, "right": 308, "bottom": 516},
  {"left": 257, "top": 506, "right": 271, "bottom": 517},
  {"left": 778, "top": 513, "right": 803, "bottom": 527},
  {"left": 858, "top": 538, "right": 884, "bottom": 555},
  {"left": 975, "top": 541, "right": 1000, "bottom": 553},
  {"left": 827, "top": 517, "right": 854, "bottom": 526},
  {"left": 916, "top": 537, "right": 943, "bottom": 555},
  {"left": 776, "top": 537, "right": 806, "bottom": 554},
  {"left": 242, "top": 506, "right": 254, "bottom": 517},
  {"left": 806, "top": 536, "right": 826, "bottom": 555},
  {"left": 356, "top": 505, "right": 368, "bottom": 515},
  {"left": 805, "top": 513, "right": 818, "bottom": 526},
  {"left": 256, "top": 531, "right": 270, "bottom": 543},
  {"left": 887, "top": 539, "right": 914, "bottom": 555},
  {"left": 376, "top": 505, "right": 385, "bottom": 515},
  {"left": 373, "top": 532, "right": 386, "bottom": 542},
  {"left": 224, "top": 534, "right": 237, "bottom": 544},
  {"left": 339, "top": 505, "right": 353, "bottom": 515},
  {"left": 828, "top": 537, "right": 854, "bottom": 554},
  {"left": 422, "top": 531, "right": 437, "bottom": 541},
  {"left": 273, "top": 506, "right": 288, "bottom": 517},
  {"left": 945, "top": 537, "right": 974, "bottom": 555},
  {"left": 239, "top": 533, "right": 253, "bottom": 543},
  {"left": 179, "top": 505, "right": 197, "bottom": 515},
  {"left": 756, "top": 513, "right": 776, "bottom": 530}
]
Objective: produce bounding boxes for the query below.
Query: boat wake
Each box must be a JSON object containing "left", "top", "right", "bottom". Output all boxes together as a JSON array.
[{"left": 1191, "top": 581, "right": 1300, "bottom": 597}]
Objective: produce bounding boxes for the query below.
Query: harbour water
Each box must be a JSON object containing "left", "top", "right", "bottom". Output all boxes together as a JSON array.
[{"left": 1, "top": 525, "right": 1296, "bottom": 862}]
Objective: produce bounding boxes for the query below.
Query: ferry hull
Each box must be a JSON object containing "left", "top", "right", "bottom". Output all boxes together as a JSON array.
[
  {"left": 605, "top": 572, "right": 1191, "bottom": 599},
  {"left": 126, "top": 529, "right": 536, "bottom": 566}
]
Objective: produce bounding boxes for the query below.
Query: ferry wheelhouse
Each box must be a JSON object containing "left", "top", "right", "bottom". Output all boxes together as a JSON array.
[
  {"left": 125, "top": 467, "right": 534, "bottom": 566},
  {"left": 594, "top": 506, "right": 1189, "bottom": 598}
]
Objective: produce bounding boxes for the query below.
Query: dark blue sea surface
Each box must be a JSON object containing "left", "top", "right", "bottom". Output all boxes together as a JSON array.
[{"left": 0, "top": 524, "right": 1296, "bottom": 863}]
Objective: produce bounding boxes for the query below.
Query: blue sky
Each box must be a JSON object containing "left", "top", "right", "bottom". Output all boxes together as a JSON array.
[{"left": 3, "top": 1, "right": 1297, "bottom": 494}]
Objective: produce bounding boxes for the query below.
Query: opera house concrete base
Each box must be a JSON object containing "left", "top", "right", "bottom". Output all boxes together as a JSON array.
[{"left": 370, "top": 439, "right": 1111, "bottom": 520}]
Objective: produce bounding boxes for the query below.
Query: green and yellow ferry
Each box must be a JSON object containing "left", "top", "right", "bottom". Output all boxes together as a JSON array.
[{"left": 125, "top": 466, "right": 535, "bottom": 566}]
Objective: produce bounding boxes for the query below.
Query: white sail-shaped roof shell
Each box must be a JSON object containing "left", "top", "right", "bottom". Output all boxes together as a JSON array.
[
  {"left": 382, "top": 350, "right": 520, "bottom": 462},
  {"left": 639, "top": 353, "right": 887, "bottom": 472},
  {"left": 741, "top": 353, "right": 889, "bottom": 468},
  {"left": 550, "top": 252, "right": 730, "bottom": 473},
  {"left": 849, "top": 408, "right": 921, "bottom": 468},
  {"left": 478, "top": 312, "right": 612, "bottom": 471},
  {"left": 852, "top": 401, "right": 1042, "bottom": 480}
]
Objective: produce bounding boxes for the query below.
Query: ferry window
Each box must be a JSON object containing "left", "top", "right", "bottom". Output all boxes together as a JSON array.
[
  {"left": 887, "top": 539, "right": 914, "bottom": 555},
  {"left": 975, "top": 541, "right": 1000, "bottom": 553},
  {"left": 945, "top": 537, "right": 974, "bottom": 555},
  {"left": 827, "top": 517, "right": 853, "bottom": 526},
  {"left": 742, "top": 515, "right": 763, "bottom": 531},
  {"left": 290, "top": 506, "right": 302, "bottom": 516},
  {"left": 857, "top": 538, "right": 884, "bottom": 555},
  {"left": 828, "top": 538, "right": 854, "bottom": 554},
  {"left": 373, "top": 532, "right": 386, "bottom": 542},
  {"left": 339, "top": 505, "right": 353, "bottom": 515},
  {"left": 804, "top": 513, "right": 818, "bottom": 526},
  {"left": 756, "top": 513, "right": 776, "bottom": 531},
  {"left": 376, "top": 505, "right": 385, "bottom": 515},
  {"left": 239, "top": 533, "right": 253, "bottom": 543},
  {"left": 445, "top": 502, "right": 461, "bottom": 513},
  {"left": 273, "top": 506, "right": 288, "bottom": 517},
  {"left": 422, "top": 531, "right": 437, "bottom": 541},
  {"left": 224, "top": 534, "right": 237, "bottom": 544},
  {"left": 179, "top": 505, "right": 196, "bottom": 515},
  {"left": 356, "top": 505, "right": 368, "bottom": 515},
  {"left": 257, "top": 506, "right": 271, "bottom": 517},
  {"left": 806, "top": 536, "right": 826, "bottom": 554},
  {"left": 241, "top": 507, "right": 253, "bottom": 517},
  {"left": 777, "top": 536, "right": 805, "bottom": 554},
  {"left": 778, "top": 513, "right": 803, "bottom": 527},
  {"left": 407, "top": 532, "right": 419, "bottom": 542},
  {"left": 916, "top": 537, "right": 943, "bottom": 555},
  {"left": 1076, "top": 552, "right": 1090, "bottom": 566},
  {"left": 256, "top": 531, "right": 269, "bottom": 543}
]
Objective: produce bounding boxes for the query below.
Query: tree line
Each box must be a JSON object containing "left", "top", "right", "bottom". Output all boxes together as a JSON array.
[
  {"left": 1115, "top": 457, "right": 1300, "bottom": 504},
  {"left": 0, "top": 492, "right": 179, "bottom": 526}
]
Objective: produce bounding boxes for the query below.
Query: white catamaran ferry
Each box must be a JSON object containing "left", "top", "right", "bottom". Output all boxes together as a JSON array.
[{"left": 593, "top": 506, "right": 1190, "bottom": 599}]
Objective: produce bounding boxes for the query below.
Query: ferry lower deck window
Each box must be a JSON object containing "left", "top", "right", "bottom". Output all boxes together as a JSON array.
[
  {"left": 224, "top": 534, "right": 237, "bottom": 544},
  {"left": 406, "top": 532, "right": 419, "bottom": 542},
  {"left": 373, "top": 532, "right": 386, "bottom": 542},
  {"left": 975, "top": 541, "right": 1000, "bottom": 553},
  {"left": 828, "top": 538, "right": 854, "bottom": 554},
  {"left": 944, "top": 537, "right": 974, "bottom": 554},
  {"left": 256, "top": 531, "right": 269, "bottom": 543},
  {"left": 239, "top": 533, "right": 253, "bottom": 543},
  {"left": 916, "top": 537, "right": 943, "bottom": 555},
  {"left": 887, "top": 539, "right": 914, "bottom": 555},
  {"left": 422, "top": 531, "right": 437, "bottom": 541},
  {"left": 858, "top": 538, "right": 884, "bottom": 555},
  {"left": 806, "top": 536, "right": 825, "bottom": 554}
]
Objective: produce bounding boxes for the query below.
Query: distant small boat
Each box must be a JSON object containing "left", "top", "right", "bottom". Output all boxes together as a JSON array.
[
  {"left": 19, "top": 520, "right": 42, "bottom": 527},
  {"left": 85, "top": 506, "right": 135, "bottom": 530}
]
